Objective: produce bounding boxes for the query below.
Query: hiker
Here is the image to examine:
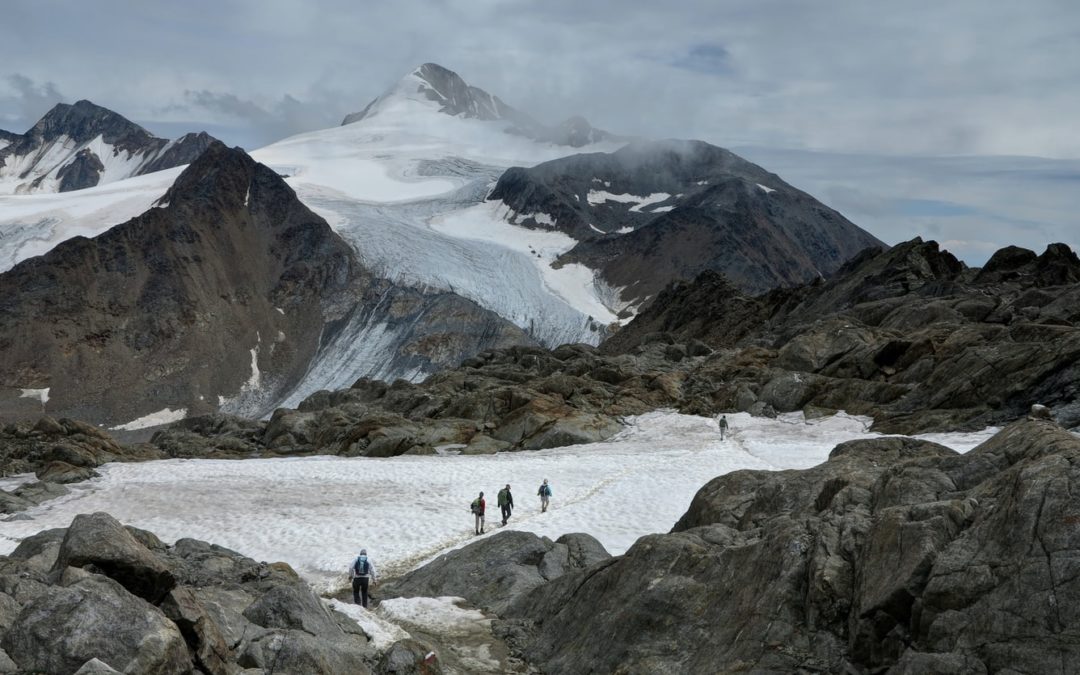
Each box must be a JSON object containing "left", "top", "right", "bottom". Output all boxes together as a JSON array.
[
  {"left": 350, "top": 548, "right": 377, "bottom": 608},
  {"left": 537, "top": 478, "right": 552, "bottom": 512},
  {"left": 471, "top": 491, "right": 486, "bottom": 534},
  {"left": 717, "top": 414, "right": 729, "bottom": 441},
  {"left": 498, "top": 484, "right": 514, "bottom": 525}
]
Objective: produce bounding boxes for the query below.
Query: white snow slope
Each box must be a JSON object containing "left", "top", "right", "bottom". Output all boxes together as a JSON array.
[
  {"left": 251, "top": 72, "right": 627, "bottom": 347},
  {"left": 0, "top": 411, "right": 997, "bottom": 596},
  {"left": 0, "top": 168, "right": 179, "bottom": 274}
]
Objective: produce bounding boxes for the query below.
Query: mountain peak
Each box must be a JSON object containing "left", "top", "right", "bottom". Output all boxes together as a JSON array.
[
  {"left": 1, "top": 100, "right": 221, "bottom": 194},
  {"left": 31, "top": 99, "right": 154, "bottom": 147},
  {"left": 343, "top": 62, "right": 520, "bottom": 125}
]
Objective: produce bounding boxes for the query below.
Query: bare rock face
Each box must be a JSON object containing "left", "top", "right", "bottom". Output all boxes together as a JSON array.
[{"left": 492, "top": 420, "right": 1080, "bottom": 673}]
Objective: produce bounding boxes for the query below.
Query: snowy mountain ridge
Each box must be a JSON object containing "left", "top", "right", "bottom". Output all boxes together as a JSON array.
[
  {"left": 0, "top": 100, "right": 216, "bottom": 195},
  {"left": 342, "top": 62, "right": 620, "bottom": 148}
]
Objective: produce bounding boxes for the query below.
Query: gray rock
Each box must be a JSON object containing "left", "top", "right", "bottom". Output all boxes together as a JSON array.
[
  {"left": 35, "top": 460, "right": 100, "bottom": 484},
  {"left": 379, "top": 638, "right": 441, "bottom": 674},
  {"left": 161, "top": 586, "right": 238, "bottom": 675},
  {"left": 381, "top": 530, "right": 609, "bottom": 615},
  {"left": 72, "top": 658, "right": 124, "bottom": 674},
  {"left": 1, "top": 574, "right": 190, "bottom": 675},
  {"left": 238, "top": 629, "right": 371, "bottom": 675},
  {"left": 0, "top": 649, "right": 16, "bottom": 674},
  {"left": 53, "top": 512, "right": 176, "bottom": 603},
  {"left": 242, "top": 583, "right": 344, "bottom": 636}
]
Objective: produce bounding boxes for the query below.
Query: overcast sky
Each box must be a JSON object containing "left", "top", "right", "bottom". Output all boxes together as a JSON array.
[{"left": 2, "top": 0, "right": 1077, "bottom": 263}]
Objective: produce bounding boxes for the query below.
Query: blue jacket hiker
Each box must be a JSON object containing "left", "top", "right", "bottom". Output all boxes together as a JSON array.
[{"left": 350, "top": 549, "right": 377, "bottom": 607}]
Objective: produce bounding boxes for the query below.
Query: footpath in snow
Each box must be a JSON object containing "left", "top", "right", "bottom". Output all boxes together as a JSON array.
[{"left": 0, "top": 411, "right": 997, "bottom": 595}]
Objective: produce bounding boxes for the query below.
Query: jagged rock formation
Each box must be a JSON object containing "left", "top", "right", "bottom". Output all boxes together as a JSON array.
[
  {"left": 488, "top": 139, "right": 883, "bottom": 306},
  {"left": 484, "top": 419, "right": 1080, "bottom": 674},
  {"left": 603, "top": 238, "right": 1080, "bottom": 432},
  {"left": 342, "top": 62, "right": 620, "bottom": 147},
  {"left": 0, "top": 512, "right": 389, "bottom": 673},
  {"left": 0, "top": 100, "right": 216, "bottom": 193}
]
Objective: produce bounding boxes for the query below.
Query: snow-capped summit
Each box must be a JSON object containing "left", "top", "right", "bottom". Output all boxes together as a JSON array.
[
  {"left": 0, "top": 100, "right": 217, "bottom": 194},
  {"left": 341, "top": 62, "right": 619, "bottom": 148},
  {"left": 343, "top": 62, "right": 522, "bottom": 125}
]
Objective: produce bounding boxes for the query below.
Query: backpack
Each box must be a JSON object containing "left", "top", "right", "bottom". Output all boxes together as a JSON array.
[
  {"left": 470, "top": 499, "right": 482, "bottom": 515},
  {"left": 540, "top": 484, "right": 551, "bottom": 497},
  {"left": 353, "top": 555, "right": 370, "bottom": 577}
]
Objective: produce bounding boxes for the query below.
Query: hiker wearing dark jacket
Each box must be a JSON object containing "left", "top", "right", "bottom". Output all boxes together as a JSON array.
[
  {"left": 471, "top": 491, "right": 486, "bottom": 534},
  {"left": 538, "top": 478, "right": 552, "bottom": 512},
  {"left": 498, "top": 484, "right": 514, "bottom": 525},
  {"left": 717, "top": 414, "right": 729, "bottom": 441},
  {"left": 350, "top": 549, "right": 377, "bottom": 607}
]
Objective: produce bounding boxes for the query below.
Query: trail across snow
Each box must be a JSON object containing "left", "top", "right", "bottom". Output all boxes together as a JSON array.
[{"left": 0, "top": 411, "right": 997, "bottom": 596}]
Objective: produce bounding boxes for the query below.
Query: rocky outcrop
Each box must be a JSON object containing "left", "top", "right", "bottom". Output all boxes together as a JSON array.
[
  {"left": 0, "top": 512, "right": 383, "bottom": 674},
  {"left": 0, "top": 415, "right": 159, "bottom": 478},
  {"left": 488, "top": 139, "right": 883, "bottom": 305},
  {"left": 380, "top": 531, "right": 609, "bottom": 615},
  {"left": 602, "top": 238, "right": 1080, "bottom": 432},
  {"left": 0, "top": 100, "right": 217, "bottom": 194},
  {"left": 398, "top": 420, "right": 1080, "bottom": 673}
]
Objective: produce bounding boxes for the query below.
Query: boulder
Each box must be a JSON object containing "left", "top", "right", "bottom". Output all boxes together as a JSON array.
[
  {"left": 242, "top": 583, "right": 344, "bottom": 636},
  {"left": 238, "top": 630, "right": 371, "bottom": 675},
  {"left": 1, "top": 574, "right": 190, "bottom": 675},
  {"left": 379, "top": 639, "right": 441, "bottom": 674},
  {"left": 53, "top": 512, "right": 176, "bottom": 603},
  {"left": 381, "top": 530, "right": 609, "bottom": 615},
  {"left": 35, "top": 460, "right": 100, "bottom": 484}
]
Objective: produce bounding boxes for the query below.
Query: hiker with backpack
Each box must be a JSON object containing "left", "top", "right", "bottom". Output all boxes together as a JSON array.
[
  {"left": 537, "top": 478, "right": 552, "bottom": 512},
  {"left": 349, "top": 549, "right": 377, "bottom": 607},
  {"left": 470, "top": 491, "right": 486, "bottom": 534},
  {"left": 717, "top": 414, "right": 729, "bottom": 441},
  {"left": 498, "top": 484, "right": 514, "bottom": 525}
]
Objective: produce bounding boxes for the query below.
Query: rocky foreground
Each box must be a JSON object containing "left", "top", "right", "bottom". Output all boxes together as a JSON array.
[
  {"left": 2, "top": 416, "right": 1077, "bottom": 673},
  {"left": 383, "top": 416, "right": 1080, "bottom": 674}
]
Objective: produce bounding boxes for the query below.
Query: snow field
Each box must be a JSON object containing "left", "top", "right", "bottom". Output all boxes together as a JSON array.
[
  {"left": 0, "top": 411, "right": 996, "bottom": 598},
  {"left": 0, "top": 168, "right": 180, "bottom": 273}
]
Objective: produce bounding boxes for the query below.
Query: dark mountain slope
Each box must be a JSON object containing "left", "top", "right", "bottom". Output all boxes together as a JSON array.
[{"left": 488, "top": 139, "right": 884, "bottom": 306}]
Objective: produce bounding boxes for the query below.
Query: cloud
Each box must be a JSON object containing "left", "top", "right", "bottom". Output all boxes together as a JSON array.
[
  {"left": 180, "top": 89, "right": 347, "bottom": 148},
  {"left": 670, "top": 44, "right": 733, "bottom": 75},
  {"left": 0, "top": 74, "right": 66, "bottom": 131}
]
